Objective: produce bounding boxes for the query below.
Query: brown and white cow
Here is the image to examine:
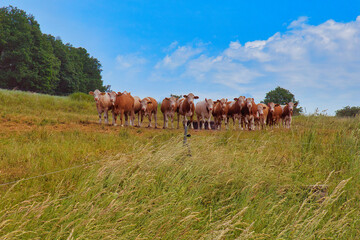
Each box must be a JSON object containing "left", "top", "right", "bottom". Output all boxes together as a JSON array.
[
  {"left": 267, "top": 102, "right": 282, "bottom": 128},
  {"left": 212, "top": 98, "right": 229, "bottom": 130},
  {"left": 161, "top": 96, "right": 178, "bottom": 129},
  {"left": 111, "top": 91, "right": 135, "bottom": 127},
  {"left": 178, "top": 93, "right": 199, "bottom": 129},
  {"left": 242, "top": 98, "right": 258, "bottom": 130},
  {"left": 140, "top": 97, "right": 158, "bottom": 128},
  {"left": 281, "top": 102, "right": 298, "bottom": 128},
  {"left": 227, "top": 96, "right": 246, "bottom": 130},
  {"left": 195, "top": 98, "right": 214, "bottom": 130},
  {"left": 89, "top": 89, "right": 114, "bottom": 124},
  {"left": 256, "top": 103, "right": 269, "bottom": 130}
]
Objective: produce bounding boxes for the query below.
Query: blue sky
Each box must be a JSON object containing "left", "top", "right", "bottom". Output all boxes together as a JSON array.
[{"left": 2, "top": 0, "right": 360, "bottom": 114}]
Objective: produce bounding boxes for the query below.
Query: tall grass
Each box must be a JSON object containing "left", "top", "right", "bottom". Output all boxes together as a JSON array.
[{"left": 0, "top": 89, "right": 359, "bottom": 239}]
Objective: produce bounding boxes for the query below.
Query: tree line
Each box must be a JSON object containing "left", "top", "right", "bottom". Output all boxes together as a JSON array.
[{"left": 0, "top": 6, "right": 106, "bottom": 95}]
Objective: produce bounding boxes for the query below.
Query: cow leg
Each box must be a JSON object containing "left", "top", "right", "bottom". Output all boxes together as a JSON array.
[
  {"left": 154, "top": 110, "right": 158, "bottom": 128},
  {"left": 171, "top": 114, "right": 174, "bottom": 129},
  {"left": 137, "top": 113, "right": 140, "bottom": 127},
  {"left": 98, "top": 111, "right": 102, "bottom": 124},
  {"left": 177, "top": 113, "right": 180, "bottom": 129},
  {"left": 112, "top": 112, "right": 117, "bottom": 126},
  {"left": 197, "top": 115, "right": 201, "bottom": 130},
  {"left": 163, "top": 113, "right": 167, "bottom": 129},
  {"left": 120, "top": 110, "right": 124, "bottom": 127},
  {"left": 125, "top": 113, "right": 129, "bottom": 126},
  {"left": 147, "top": 112, "right": 152, "bottom": 128}
]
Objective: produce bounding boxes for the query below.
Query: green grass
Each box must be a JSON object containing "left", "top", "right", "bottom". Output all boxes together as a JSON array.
[{"left": 0, "top": 89, "right": 359, "bottom": 239}]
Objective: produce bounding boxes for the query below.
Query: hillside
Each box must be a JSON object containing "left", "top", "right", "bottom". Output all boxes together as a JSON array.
[{"left": 0, "top": 89, "right": 359, "bottom": 239}]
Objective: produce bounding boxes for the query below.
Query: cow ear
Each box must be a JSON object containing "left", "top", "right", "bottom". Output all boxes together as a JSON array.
[
  {"left": 117, "top": 92, "right": 122, "bottom": 96},
  {"left": 263, "top": 106, "right": 267, "bottom": 110},
  {"left": 234, "top": 98, "right": 238, "bottom": 101},
  {"left": 294, "top": 102, "right": 298, "bottom": 107},
  {"left": 275, "top": 104, "right": 280, "bottom": 107},
  {"left": 205, "top": 98, "right": 208, "bottom": 102},
  {"left": 183, "top": 95, "right": 187, "bottom": 98},
  {"left": 100, "top": 92, "right": 106, "bottom": 95},
  {"left": 147, "top": 101, "right": 152, "bottom": 104},
  {"left": 226, "top": 98, "right": 228, "bottom": 102},
  {"left": 194, "top": 96, "right": 199, "bottom": 99},
  {"left": 165, "top": 97, "right": 169, "bottom": 100},
  {"left": 107, "top": 92, "right": 111, "bottom": 95},
  {"left": 252, "top": 98, "right": 254, "bottom": 101},
  {"left": 89, "top": 91, "right": 94, "bottom": 95}
]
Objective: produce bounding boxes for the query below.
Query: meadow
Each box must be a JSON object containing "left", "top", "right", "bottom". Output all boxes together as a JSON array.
[{"left": 0, "top": 89, "right": 359, "bottom": 239}]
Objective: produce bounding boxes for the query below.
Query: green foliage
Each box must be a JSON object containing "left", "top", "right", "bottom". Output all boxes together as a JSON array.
[
  {"left": 0, "top": 6, "right": 105, "bottom": 95},
  {"left": 170, "top": 94, "right": 182, "bottom": 99},
  {"left": 263, "top": 86, "right": 302, "bottom": 115},
  {"left": 335, "top": 106, "right": 360, "bottom": 117}
]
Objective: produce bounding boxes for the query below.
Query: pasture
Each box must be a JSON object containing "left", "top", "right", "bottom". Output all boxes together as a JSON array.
[{"left": 0, "top": 89, "right": 359, "bottom": 239}]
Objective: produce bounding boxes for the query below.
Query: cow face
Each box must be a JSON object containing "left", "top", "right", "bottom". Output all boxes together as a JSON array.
[
  {"left": 169, "top": 97, "right": 177, "bottom": 111},
  {"left": 140, "top": 98, "right": 152, "bottom": 113},
  {"left": 257, "top": 104, "right": 264, "bottom": 117},
  {"left": 246, "top": 98, "right": 253, "bottom": 110},
  {"left": 89, "top": 89, "right": 102, "bottom": 102},
  {"left": 183, "top": 93, "right": 199, "bottom": 105},
  {"left": 219, "top": 98, "right": 227, "bottom": 111},
  {"left": 205, "top": 98, "right": 214, "bottom": 112},
  {"left": 287, "top": 102, "right": 297, "bottom": 114},
  {"left": 108, "top": 91, "right": 117, "bottom": 105},
  {"left": 234, "top": 96, "right": 245, "bottom": 108},
  {"left": 268, "top": 102, "right": 275, "bottom": 113}
]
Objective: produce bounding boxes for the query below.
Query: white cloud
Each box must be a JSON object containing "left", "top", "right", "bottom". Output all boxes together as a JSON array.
[{"left": 116, "top": 54, "right": 147, "bottom": 70}]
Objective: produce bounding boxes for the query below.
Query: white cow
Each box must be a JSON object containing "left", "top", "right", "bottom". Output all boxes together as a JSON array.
[
  {"left": 89, "top": 89, "right": 114, "bottom": 124},
  {"left": 195, "top": 98, "right": 214, "bottom": 129}
]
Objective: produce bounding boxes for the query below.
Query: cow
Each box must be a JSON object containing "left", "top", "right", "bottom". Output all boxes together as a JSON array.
[
  {"left": 212, "top": 98, "right": 229, "bottom": 130},
  {"left": 140, "top": 97, "right": 158, "bottom": 128},
  {"left": 227, "top": 96, "right": 246, "bottom": 130},
  {"left": 111, "top": 91, "right": 135, "bottom": 126},
  {"left": 281, "top": 102, "right": 298, "bottom": 128},
  {"left": 133, "top": 96, "right": 142, "bottom": 127},
  {"left": 242, "top": 98, "right": 258, "bottom": 130},
  {"left": 178, "top": 93, "right": 199, "bottom": 129},
  {"left": 256, "top": 103, "right": 269, "bottom": 130},
  {"left": 161, "top": 96, "right": 178, "bottom": 129},
  {"left": 267, "top": 102, "right": 282, "bottom": 128},
  {"left": 89, "top": 89, "right": 113, "bottom": 124},
  {"left": 195, "top": 98, "right": 214, "bottom": 130}
]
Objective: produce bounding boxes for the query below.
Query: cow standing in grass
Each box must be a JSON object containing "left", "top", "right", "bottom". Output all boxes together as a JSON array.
[
  {"left": 140, "top": 97, "right": 158, "bottom": 128},
  {"left": 242, "top": 98, "right": 257, "bottom": 130},
  {"left": 227, "top": 96, "right": 246, "bottom": 130},
  {"left": 195, "top": 98, "right": 214, "bottom": 130},
  {"left": 212, "top": 98, "right": 229, "bottom": 130},
  {"left": 281, "top": 102, "right": 298, "bottom": 129},
  {"left": 267, "top": 102, "right": 282, "bottom": 128},
  {"left": 161, "top": 97, "right": 178, "bottom": 129},
  {"left": 89, "top": 89, "right": 113, "bottom": 124},
  {"left": 112, "top": 91, "right": 135, "bottom": 127},
  {"left": 178, "top": 93, "right": 199, "bottom": 129},
  {"left": 256, "top": 103, "right": 269, "bottom": 130}
]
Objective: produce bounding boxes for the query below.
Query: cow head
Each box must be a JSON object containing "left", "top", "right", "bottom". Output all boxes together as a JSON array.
[
  {"left": 205, "top": 98, "right": 214, "bottom": 112},
  {"left": 234, "top": 96, "right": 245, "bottom": 109},
  {"left": 268, "top": 102, "right": 275, "bottom": 113},
  {"left": 286, "top": 102, "right": 298, "bottom": 114},
  {"left": 89, "top": 89, "right": 103, "bottom": 102},
  {"left": 257, "top": 104, "right": 265, "bottom": 118},
  {"left": 140, "top": 98, "right": 152, "bottom": 112},
  {"left": 219, "top": 98, "right": 227, "bottom": 112},
  {"left": 183, "top": 93, "right": 199, "bottom": 105},
  {"left": 107, "top": 91, "right": 117, "bottom": 105},
  {"left": 246, "top": 98, "right": 254, "bottom": 110},
  {"left": 165, "top": 97, "right": 177, "bottom": 111}
]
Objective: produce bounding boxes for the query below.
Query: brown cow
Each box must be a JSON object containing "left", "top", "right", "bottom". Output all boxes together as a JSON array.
[
  {"left": 212, "top": 98, "right": 229, "bottom": 130},
  {"left": 281, "top": 102, "right": 298, "bottom": 128},
  {"left": 195, "top": 98, "right": 214, "bottom": 130},
  {"left": 241, "top": 98, "right": 257, "bottom": 130},
  {"left": 111, "top": 91, "right": 135, "bottom": 127},
  {"left": 256, "top": 103, "right": 269, "bottom": 130},
  {"left": 227, "top": 96, "right": 246, "bottom": 130},
  {"left": 161, "top": 96, "right": 178, "bottom": 129},
  {"left": 178, "top": 93, "right": 199, "bottom": 129},
  {"left": 89, "top": 89, "right": 114, "bottom": 124},
  {"left": 267, "top": 103, "right": 283, "bottom": 128},
  {"left": 140, "top": 97, "right": 158, "bottom": 128}
]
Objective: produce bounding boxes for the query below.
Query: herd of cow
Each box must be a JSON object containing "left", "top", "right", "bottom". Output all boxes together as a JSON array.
[{"left": 89, "top": 89, "right": 298, "bottom": 130}]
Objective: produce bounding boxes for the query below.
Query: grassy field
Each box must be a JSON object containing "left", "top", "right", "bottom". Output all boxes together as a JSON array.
[{"left": 0, "top": 89, "right": 359, "bottom": 239}]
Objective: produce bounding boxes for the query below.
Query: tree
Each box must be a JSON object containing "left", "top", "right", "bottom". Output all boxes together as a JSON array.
[
  {"left": 262, "top": 86, "right": 302, "bottom": 115},
  {"left": 335, "top": 106, "right": 360, "bottom": 117},
  {"left": 0, "top": 6, "right": 105, "bottom": 95}
]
